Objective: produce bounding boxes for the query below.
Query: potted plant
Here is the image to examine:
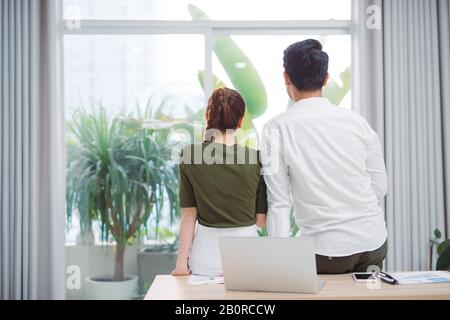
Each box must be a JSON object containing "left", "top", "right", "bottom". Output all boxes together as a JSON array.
[
  {"left": 66, "top": 107, "right": 180, "bottom": 299},
  {"left": 430, "top": 228, "right": 450, "bottom": 271}
]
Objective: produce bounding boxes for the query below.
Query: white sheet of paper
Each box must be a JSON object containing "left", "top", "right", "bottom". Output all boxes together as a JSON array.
[
  {"left": 390, "top": 271, "right": 450, "bottom": 285},
  {"left": 187, "top": 275, "right": 224, "bottom": 286}
]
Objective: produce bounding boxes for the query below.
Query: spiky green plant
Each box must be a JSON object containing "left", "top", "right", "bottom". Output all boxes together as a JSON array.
[{"left": 66, "top": 106, "right": 180, "bottom": 281}]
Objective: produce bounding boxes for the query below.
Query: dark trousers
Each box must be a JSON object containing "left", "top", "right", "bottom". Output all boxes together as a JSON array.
[{"left": 316, "top": 240, "right": 388, "bottom": 274}]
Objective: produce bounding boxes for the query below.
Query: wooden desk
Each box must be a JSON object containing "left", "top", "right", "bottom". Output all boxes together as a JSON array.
[{"left": 144, "top": 274, "right": 450, "bottom": 300}]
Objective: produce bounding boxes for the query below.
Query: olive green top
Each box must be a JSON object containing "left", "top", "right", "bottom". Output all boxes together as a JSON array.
[{"left": 179, "top": 142, "right": 267, "bottom": 228}]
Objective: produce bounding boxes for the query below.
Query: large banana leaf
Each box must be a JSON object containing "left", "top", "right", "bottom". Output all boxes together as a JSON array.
[{"left": 188, "top": 4, "right": 267, "bottom": 120}]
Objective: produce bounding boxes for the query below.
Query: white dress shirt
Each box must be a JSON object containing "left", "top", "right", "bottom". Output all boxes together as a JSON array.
[{"left": 261, "top": 97, "right": 387, "bottom": 257}]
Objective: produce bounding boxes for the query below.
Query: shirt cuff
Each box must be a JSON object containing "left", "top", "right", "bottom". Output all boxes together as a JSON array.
[{"left": 267, "top": 208, "right": 291, "bottom": 237}]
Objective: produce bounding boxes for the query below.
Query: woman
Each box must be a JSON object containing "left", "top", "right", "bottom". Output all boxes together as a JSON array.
[{"left": 171, "top": 87, "right": 267, "bottom": 277}]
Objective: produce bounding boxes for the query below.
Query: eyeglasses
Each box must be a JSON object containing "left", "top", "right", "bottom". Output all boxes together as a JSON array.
[{"left": 375, "top": 272, "right": 399, "bottom": 285}]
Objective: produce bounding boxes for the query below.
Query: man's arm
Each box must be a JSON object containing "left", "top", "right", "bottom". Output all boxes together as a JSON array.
[
  {"left": 261, "top": 124, "right": 292, "bottom": 237},
  {"left": 366, "top": 130, "right": 388, "bottom": 201}
]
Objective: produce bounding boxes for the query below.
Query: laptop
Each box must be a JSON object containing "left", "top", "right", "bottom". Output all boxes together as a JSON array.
[{"left": 219, "top": 237, "right": 325, "bottom": 294}]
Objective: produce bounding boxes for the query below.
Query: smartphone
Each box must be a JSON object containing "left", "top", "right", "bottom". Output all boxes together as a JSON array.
[{"left": 352, "top": 272, "right": 376, "bottom": 282}]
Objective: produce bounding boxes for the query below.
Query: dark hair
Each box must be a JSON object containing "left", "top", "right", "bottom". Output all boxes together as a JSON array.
[
  {"left": 283, "top": 39, "right": 329, "bottom": 91},
  {"left": 206, "top": 87, "right": 245, "bottom": 133}
]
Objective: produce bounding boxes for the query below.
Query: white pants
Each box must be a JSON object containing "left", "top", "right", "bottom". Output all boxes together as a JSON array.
[{"left": 189, "top": 223, "right": 259, "bottom": 276}]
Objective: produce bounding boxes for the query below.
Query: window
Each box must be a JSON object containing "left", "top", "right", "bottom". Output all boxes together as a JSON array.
[
  {"left": 212, "top": 34, "right": 351, "bottom": 131},
  {"left": 64, "top": 0, "right": 351, "bottom": 20},
  {"left": 64, "top": 34, "right": 205, "bottom": 117},
  {"left": 63, "top": 0, "right": 352, "bottom": 245}
]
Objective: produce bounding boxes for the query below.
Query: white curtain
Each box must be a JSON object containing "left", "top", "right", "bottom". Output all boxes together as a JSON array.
[
  {"left": 0, "top": 0, "right": 65, "bottom": 299},
  {"left": 438, "top": 0, "right": 450, "bottom": 249},
  {"left": 353, "top": 0, "right": 450, "bottom": 271},
  {"left": 352, "top": 0, "right": 384, "bottom": 140}
]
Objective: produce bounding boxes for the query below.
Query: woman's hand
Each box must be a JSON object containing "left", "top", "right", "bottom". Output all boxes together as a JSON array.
[
  {"left": 256, "top": 213, "right": 267, "bottom": 228},
  {"left": 171, "top": 262, "right": 191, "bottom": 276}
]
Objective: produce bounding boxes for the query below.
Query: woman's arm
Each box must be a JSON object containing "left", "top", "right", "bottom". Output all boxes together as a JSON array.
[
  {"left": 256, "top": 213, "right": 267, "bottom": 228},
  {"left": 255, "top": 155, "right": 268, "bottom": 229},
  {"left": 172, "top": 207, "right": 197, "bottom": 276}
]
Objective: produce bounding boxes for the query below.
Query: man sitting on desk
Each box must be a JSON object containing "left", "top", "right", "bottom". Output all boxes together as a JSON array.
[{"left": 261, "top": 39, "right": 388, "bottom": 274}]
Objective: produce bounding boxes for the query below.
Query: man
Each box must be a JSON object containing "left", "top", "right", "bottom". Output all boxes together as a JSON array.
[{"left": 261, "top": 39, "right": 388, "bottom": 273}]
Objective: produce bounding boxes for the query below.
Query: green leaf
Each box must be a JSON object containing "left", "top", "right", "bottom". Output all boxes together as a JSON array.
[
  {"left": 436, "top": 246, "right": 450, "bottom": 271},
  {"left": 323, "top": 67, "right": 351, "bottom": 106},
  {"left": 257, "top": 227, "right": 268, "bottom": 237},
  {"left": 437, "top": 239, "right": 450, "bottom": 256},
  {"left": 434, "top": 228, "right": 442, "bottom": 239},
  {"left": 188, "top": 4, "right": 267, "bottom": 119},
  {"left": 158, "top": 227, "right": 177, "bottom": 241},
  {"left": 198, "top": 70, "right": 226, "bottom": 90},
  {"left": 290, "top": 208, "right": 299, "bottom": 237}
]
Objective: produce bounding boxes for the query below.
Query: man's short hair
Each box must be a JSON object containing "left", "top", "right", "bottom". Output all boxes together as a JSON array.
[{"left": 283, "top": 39, "right": 329, "bottom": 92}]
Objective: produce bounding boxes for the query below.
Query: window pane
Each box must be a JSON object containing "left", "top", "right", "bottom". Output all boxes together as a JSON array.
[
  {"left": 212, "top": 35, "right": 351, "bottom": 132},
  {"left": 64, "top": 34, "right": 205, "bottom": 245},
  {"left": 64, "top": 34, "right": 205, "bottom": 117},
  {"left": 63, "top": 0, "right": 351, "bottom": 21}
]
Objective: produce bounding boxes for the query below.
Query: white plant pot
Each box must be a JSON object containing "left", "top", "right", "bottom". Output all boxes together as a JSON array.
[{"left": 85, "top": 275, "right": 138, "bottom": 300}]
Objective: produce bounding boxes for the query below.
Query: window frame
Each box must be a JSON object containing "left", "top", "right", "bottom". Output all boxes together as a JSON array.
[
  {"left": 60, "top": 17, "right": 352, "bottom": 104},
  {"left": 59, "top": 2, "right": 354, "bottom": 244}
]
